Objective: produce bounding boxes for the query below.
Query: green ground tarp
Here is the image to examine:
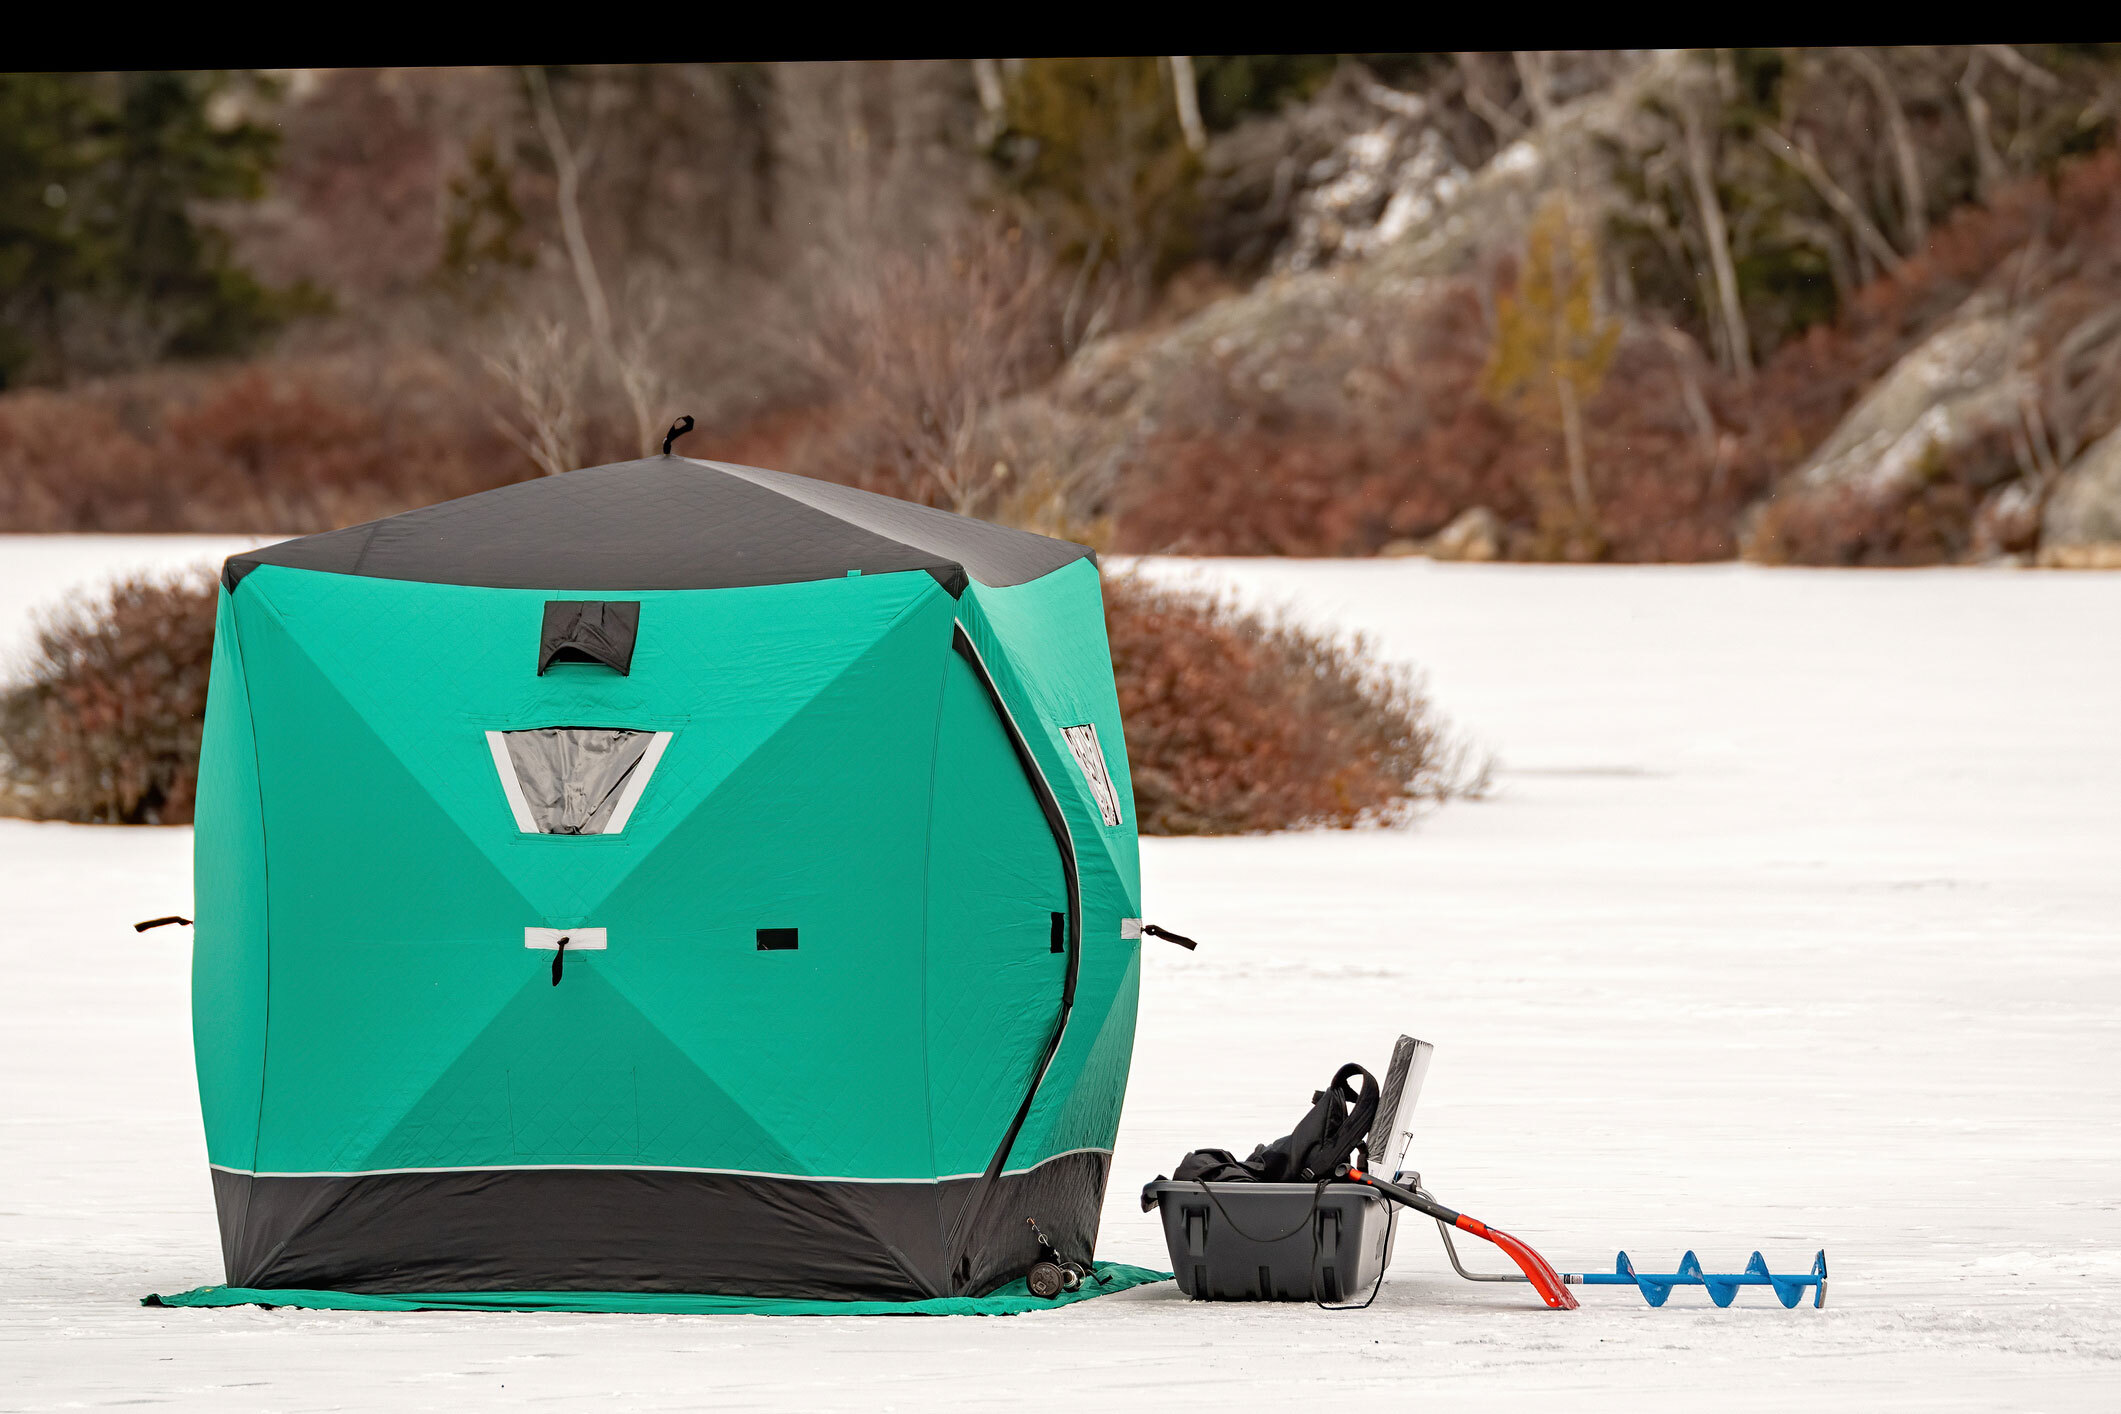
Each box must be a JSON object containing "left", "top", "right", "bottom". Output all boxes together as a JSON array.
[{"left": 145, "top": 1263, "right": 1169, "bottom": 1316}]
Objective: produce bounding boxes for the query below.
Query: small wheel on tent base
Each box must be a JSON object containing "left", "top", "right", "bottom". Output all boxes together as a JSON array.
[
  {"left": 1027, "top": 1261, "right": 1066, "bottom": 1299},
  {"left": 1059, "top": 1265, "right": 1082, "bottom": 1292}
]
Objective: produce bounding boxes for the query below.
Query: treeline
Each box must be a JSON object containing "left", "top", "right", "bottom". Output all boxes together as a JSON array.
[{"left": 3, "top": 52, "right": 2119, "bottom": 562}]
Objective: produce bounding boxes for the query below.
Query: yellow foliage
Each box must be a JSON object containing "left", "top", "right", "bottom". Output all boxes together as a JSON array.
[
  {"left": 1484, "top": 195, "right": 1620, "bottom": 413},
  {"left": 1484, "top": 195, "right": 1621, "bottom": 558}
]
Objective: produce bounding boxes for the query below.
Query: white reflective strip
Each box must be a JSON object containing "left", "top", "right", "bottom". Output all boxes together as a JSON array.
[
  {"left": 208, "top": 1146, "right": 1114, "bottom": 1185},
  {"left": 525, "top": 926, "right": 606, "bottom": 951},
  {"left": 1120, "top": 918, "right": 1143, "bottom": 939},
  {"left": 486, "top": 730, "right": 537, "bottom": 833},
  {"left": 603, "top": 730, "right": 672, "bottom": 834}
]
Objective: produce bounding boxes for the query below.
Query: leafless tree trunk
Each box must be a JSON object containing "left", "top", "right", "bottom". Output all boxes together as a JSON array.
[
  {"left": 1783, "top": 212, "right": 1858, "bottom": 301},
  {"left": 1655, "top": 324, "right": 1719, "bottom": 461},
  {"left": 1959, "top": 50, "right": 2007, "bottom": 200},
  {"left": 1168, "top": 56, "right": 1206, "bottom": 153},
  {"left": 971, "top": 58, "right": 1006, "bottom": 144},
  {"left": 1553, "top": 368, "right": 1595, "bottom": 525},
  {"left": 1680, "top": 97, "right": 1753, "bottom": 382},
  {"left": 1844, "top": 48, "right": 1927, "bottom": 252},
  {"left": 485, "top": 315, "right": 586, "bottom": 478},
  {"left": 1756, "top": 126, "right": 1905, "bottom": 273},
  {"left": 1513, "top": 51, "right": 1554, "bottom": 128},
  {"left": 1982, "top": 43, "right": 2060, "bottom": 92},
  {"left": 526, "top": 67, "right": 662, "bottom": 457},
  {"left": 1457, "top": 52, "right": 1524, "bottom": 142}
]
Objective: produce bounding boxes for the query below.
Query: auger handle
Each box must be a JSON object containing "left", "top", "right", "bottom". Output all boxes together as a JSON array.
[{"left": 1345, "top": 1169, "right": 1578, "bottom": 1309}]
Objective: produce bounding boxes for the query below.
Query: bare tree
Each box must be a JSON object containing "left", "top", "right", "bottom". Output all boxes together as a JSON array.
[
  {"left": 1456, "top": 52, "right": 1525, "bottom": 142},
  {"left": 1678, "top": 93, "right": 1752, "bottom": 382},
  {"left": 1959, "top": 50, "right": 2008, "bottom": 199},
  {"left": 525, "top": 66, "right": 666, "bottom": 457},
  {"left": 1513, "top": 51, "right": 1555, "bottom": 128},
  {"left": 1755, "top": 125, "right": 1905, "bottom": 274},
  {"left": 1168, "top": 56, "right": 1207, "bottom": 153},
  {"left": 800, "top": 220, "right": 1067, "bottom": 515},
  {"left": 1843, "top": 48, "right": 1928, "bottom": 252},
  {"left": 485, "top": 313, "right": 586, "bottom": 477},
  {"left": 971, "top": 58, "right": 1007, "bottom": 144}
]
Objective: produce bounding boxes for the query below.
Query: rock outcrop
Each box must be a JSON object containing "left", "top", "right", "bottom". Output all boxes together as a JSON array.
[{"left": 2040, "top": 424, "right": 2121, "bottom": 566}]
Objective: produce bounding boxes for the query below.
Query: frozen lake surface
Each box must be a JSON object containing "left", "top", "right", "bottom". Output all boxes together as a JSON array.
[{"left": 3, "top": 539, "right": 2117, "bottom": 1410}]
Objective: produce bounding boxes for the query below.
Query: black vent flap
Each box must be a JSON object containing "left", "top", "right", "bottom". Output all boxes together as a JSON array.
[{"left": 540, "top": 601, "right": 641, "bottom": 675}]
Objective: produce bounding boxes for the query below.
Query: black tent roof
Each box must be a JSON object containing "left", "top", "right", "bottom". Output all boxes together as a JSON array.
[{"left": 223, "top": 455, "right": 1093, "bottom": 597}]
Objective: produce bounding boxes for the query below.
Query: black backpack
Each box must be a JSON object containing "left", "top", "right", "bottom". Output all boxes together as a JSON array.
[{"left": 1172, "top": 1063, "right": 1380, "bottom": 1184}]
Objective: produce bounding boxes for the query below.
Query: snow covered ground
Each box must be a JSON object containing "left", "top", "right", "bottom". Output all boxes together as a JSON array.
[{"left": 3, "top": 540, "right": 2117, "bottom": 1411}]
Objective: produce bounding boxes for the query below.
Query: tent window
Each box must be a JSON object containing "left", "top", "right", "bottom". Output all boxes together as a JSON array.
[
  {"left": 1060, "top": 723, "right": 1122, "bottom": 827},
  {"left": 487, "top": 728, "right": 673, "bottom": 835}
]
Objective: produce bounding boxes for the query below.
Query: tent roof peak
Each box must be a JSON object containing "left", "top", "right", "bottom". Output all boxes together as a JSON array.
[{"left": 223, "top": 454, "right": 1093, "bottom": 597}]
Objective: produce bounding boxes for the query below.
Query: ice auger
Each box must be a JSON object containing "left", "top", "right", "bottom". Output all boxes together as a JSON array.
[
  {"left": 1570, "top": 1249, "right": 1828, "bottom": 1308},
  {"left": 1344, "top": 1167, "right": 1828, "bottom": 1310}
]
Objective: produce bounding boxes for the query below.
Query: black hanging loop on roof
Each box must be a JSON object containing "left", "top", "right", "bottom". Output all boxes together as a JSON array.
[
  {"left": 661, "top": 415, "right": 695, "bottom": 456},
  {"left": 134, "top": 915, "right": 193, "bottom": 932},
  {"left": 1143, "top": 924, "right": 1198, "bottom": 950},
  {"left": 551, "top": 936, "right": 570, "bottom": 987}
]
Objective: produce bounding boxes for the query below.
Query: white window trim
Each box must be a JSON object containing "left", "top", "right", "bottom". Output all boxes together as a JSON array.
[
  {"left": 603, "top": 730, "right": 673, "bottom": 833},
  {"left": 486, "top": 729, "right": 674, "bottom": 836},
  {"left": 487, "top": 730, "right": 538, "bottom": 833}
]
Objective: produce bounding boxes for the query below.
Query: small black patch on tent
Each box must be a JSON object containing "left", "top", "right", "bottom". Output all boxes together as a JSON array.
[
  {"left": 540, "top": 601, "right": 640, "bottom": 675},
  {"left": 756, "top": 928, "right": 799, "bottom": 951},
  {"left": 1050, "top": 912, "right": 1065, "bottom": 954}
]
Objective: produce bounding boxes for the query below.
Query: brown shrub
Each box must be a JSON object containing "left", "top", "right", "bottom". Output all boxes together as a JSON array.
[
  {"left": 0, "top": 573, "right": 217, "bottom": 824},
  {"left": 1105, "top": 572, "right": 1480, "bottom": 834},
  {"left": 0, "top": 353, "right": 529, "bottom": 533}
]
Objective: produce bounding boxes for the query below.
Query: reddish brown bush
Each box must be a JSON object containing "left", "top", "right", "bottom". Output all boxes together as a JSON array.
[
  {"left": 0, "top": 573, "right": 218, "bottom": 823},
  {"left": 1106, "top": 573, "right": 1479, "bottom": 834},
  {"left": 0, "top": 354, "right": 530, "bottom": 533}
]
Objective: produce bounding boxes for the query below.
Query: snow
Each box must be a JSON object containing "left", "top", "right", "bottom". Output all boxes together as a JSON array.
[{"left": 4, "top": 542, "right": 2118, "bottom": 1410}]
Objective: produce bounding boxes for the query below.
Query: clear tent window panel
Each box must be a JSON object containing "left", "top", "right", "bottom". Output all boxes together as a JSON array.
[
  {"left": 487, "top": 728, "right": 673, "bottom": 835},
  {"left": 1060, "top": 723, "right": 1122, "bottom": 827}
]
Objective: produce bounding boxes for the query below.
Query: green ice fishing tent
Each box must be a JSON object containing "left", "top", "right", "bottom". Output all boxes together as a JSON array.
[{"left": 188, "top": 446, "right": 1144, "bottom": 1305}]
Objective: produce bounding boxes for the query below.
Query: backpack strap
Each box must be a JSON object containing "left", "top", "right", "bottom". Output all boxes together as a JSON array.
[{"left": 1315, "top": 1063, "right": 1380, "bottom": 1174}]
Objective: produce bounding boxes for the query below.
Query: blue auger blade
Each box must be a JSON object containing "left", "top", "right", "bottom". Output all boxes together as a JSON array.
[
  {"left": 1621, "top": 1251, "right": 1674, "bottom": 1306},
  {"left": 1748, "top": 1252, "right": 1798, "bottom": 1309},
  {"left": 1749, "top": 1251, "right": 1820, "bottom": 1309},
  {"left": 1680, "top": 1250, "right": 1741, "bottom": 1307},
  {"left": 1570, "top": 1251, "right": 1828, "bottom": 1308}
]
